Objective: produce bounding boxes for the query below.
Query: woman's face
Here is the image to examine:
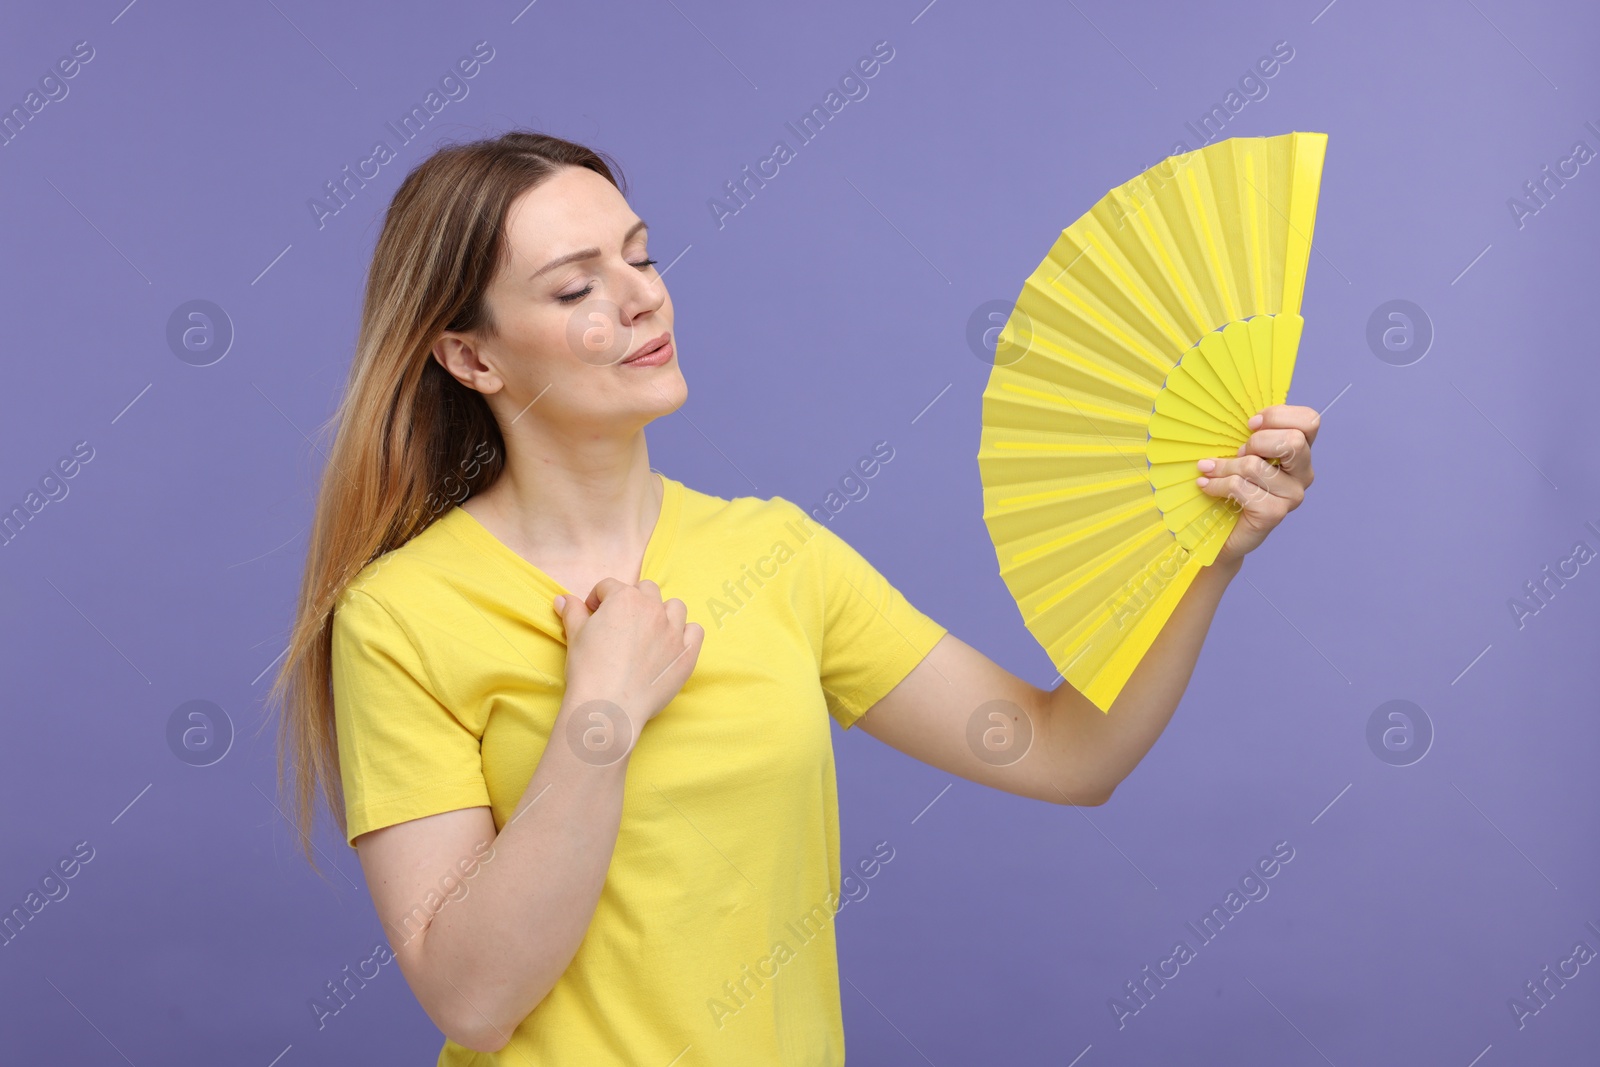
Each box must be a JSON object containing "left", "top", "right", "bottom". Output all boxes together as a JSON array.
[{"left": 440, "top": 165, "right": 685, "bottom": 432}]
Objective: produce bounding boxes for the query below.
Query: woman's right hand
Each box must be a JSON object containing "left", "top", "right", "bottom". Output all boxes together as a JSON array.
[{"left": 553, "top": 578, "right": 703, "bottom": 760}]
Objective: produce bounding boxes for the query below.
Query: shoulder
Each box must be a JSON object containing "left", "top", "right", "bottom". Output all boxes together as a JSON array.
[
  {"left": 334, "top": 512, "right": 470, "bottom": 622},
  {"left": 672, "top": 476, "right": 832, "bottom": 554}
]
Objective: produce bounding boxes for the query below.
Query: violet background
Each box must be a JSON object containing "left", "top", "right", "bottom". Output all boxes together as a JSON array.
[{"left": 2, "top": 0, "right": 1597, "bottom": 1063}]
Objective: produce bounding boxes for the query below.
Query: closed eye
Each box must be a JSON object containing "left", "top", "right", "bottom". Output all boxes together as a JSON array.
[{"left": 557, "top": 259, "right": 658, "bottom": 304}]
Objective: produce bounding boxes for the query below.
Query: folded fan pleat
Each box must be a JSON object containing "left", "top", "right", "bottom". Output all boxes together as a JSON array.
[{"left": 978, "top": 131, "right": 1327, "bottom": 712}]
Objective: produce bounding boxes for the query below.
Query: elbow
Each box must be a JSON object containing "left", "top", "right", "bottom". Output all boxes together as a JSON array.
[
  {"left": 448, "top": 1012, "right": 515, "bottom": 1054},
  {"left": 429, "top": 982, "right": 518, "bottom": 1053},
  {"left": 1083, "top": 783, "right": 1115, "bottom": 806},
  {"left": 422, "top": 942, "right": 563, "bottom": 1051},
  {"left": 1052, "top": 775, "right": 1116, "bottom": 807},
  {"left": 441, "top": 982, "right": 553, "bottom": 1052},
  {"left": 405, "top": 957, "right": 517, "bottom": 1051},
  {"left": 459, "top": 1032, "right": 512, "bottom": 1056}
]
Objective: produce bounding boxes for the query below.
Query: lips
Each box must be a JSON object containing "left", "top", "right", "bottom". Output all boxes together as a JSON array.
[{"left": 622, "top": 333, "right": 670, "bottom": 364}]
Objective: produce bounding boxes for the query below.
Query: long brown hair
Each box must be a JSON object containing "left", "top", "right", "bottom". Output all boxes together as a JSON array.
[{"left": 264, "top": 130, "right": 627, "bottom": 876}]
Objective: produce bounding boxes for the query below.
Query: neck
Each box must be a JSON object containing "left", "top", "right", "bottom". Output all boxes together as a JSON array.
[{"left": 465, "top": 423, "right": 661, "bottom": 566}]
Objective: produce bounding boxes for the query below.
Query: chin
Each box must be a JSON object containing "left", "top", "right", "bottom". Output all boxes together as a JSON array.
[
  {"left": 652, "top": 371, "right": 688, "bottom": 413},
  {"left": 624, "top": 367, "right": 687, "bottom": 418}
]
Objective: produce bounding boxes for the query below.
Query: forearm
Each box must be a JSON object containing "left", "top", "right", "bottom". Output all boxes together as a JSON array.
[
  {"left": 415, "top": 699, "right": 631, "bottom": 1049},
  {"left": 1045, "top": 554, "right": 1243, "bottom": 801}
]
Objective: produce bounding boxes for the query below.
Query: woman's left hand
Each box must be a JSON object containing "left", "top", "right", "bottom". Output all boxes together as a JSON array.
[{"left": 1196, "top": 404, "right": 1320, "bottom": 567}]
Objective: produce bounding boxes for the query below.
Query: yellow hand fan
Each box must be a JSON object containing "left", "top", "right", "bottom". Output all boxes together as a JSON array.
[{"left": 978, "top": 131, "right": 1327, "bottom": 713}]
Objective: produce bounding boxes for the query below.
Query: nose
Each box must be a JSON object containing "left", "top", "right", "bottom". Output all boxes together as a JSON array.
[{"left": 616, "top": 258, "right": 665, "bottom": 330}]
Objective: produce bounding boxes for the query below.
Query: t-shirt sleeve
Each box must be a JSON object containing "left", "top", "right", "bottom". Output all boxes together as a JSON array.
[
  {"left": 330, "top": 588, "right": 492, "bottom": 848},
  {"left": 807, "top": 512, "right": 949, "bottom": 730}
]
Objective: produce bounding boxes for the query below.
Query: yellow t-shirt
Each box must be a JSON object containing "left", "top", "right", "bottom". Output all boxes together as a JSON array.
[{"left": 329, "top": 472, "right": 948, "bottom": 1065}]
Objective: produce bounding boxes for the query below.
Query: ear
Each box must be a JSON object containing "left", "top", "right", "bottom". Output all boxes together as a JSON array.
[{"left": 433, "top": 332, "right": 504, "bottom": 396}]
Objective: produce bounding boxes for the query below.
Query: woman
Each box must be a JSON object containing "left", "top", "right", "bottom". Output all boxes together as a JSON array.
[{"left": 270, "top": 130, "right": 1318, "bottom": 1064}]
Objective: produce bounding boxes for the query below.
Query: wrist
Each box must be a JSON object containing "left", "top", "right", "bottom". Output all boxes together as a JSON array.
[
  {"left": 1204, "top": 553, "right": 1244, "bottom": 581},
  {"left": 555, "top": 693, "right": 641, "bottom": 769}
]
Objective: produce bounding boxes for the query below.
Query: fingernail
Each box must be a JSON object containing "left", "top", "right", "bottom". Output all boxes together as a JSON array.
[
  {"left": 554, "top": 595, "right": 566, "bottom": 612},
  {"left": 1197, "top": 459, "right": 1215, "bottom": 473},
  {"left": 1247, "top": 414, "right": 1263, "bottom": 429},
  {"left": 1196, "top": 476, "right": 1210, "bottom": 487},
  {"left": 1236, "top": 443, "right": 1246, "bottom": 456}
]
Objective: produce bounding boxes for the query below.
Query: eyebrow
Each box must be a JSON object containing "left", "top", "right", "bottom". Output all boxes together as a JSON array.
[{"left": 529, "top": 219, "right": 649, "bottom": 281}]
